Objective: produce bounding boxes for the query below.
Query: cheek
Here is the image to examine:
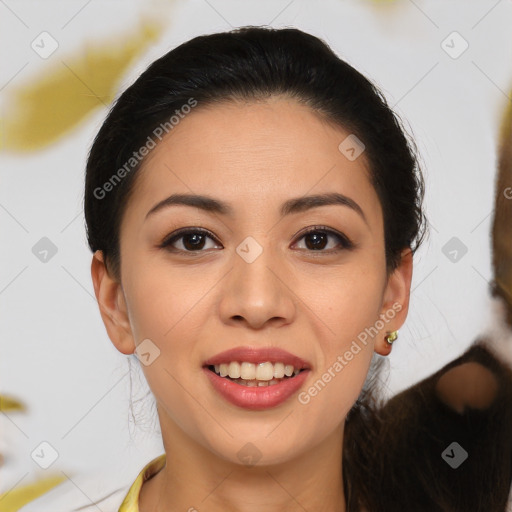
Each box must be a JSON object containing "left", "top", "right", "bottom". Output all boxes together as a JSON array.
[
  {"left": 295, "top": 261, "right": 386, "bottom": 340},
  {"left": 289, "top": 262, "right": 384, "bottom": 412},
  {"left": 122, "top": 267, "right": 208, "bottom": 426},
  {"left": 123, "top": 262, "right": 208, "bottom": 343},
  {"left": 291, "top": 338, "right": 374, "bottom": 456}
]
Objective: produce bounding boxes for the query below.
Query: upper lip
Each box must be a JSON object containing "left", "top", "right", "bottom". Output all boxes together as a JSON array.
[{"left": 203, "top": 346, "right": 312, "bottom": 370}]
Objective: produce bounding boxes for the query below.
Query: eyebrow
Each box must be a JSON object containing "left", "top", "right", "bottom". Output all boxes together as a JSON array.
[{"left": 145, "top": 192, "right": 368, "bottom": 225}]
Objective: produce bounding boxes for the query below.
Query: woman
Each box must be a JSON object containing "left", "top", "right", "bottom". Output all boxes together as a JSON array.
[{"left": 16, "top": 26, "right": 512, "bottom": 511}]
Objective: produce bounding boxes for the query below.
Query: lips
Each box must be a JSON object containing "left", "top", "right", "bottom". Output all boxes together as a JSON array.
[
  {"left": 202, "top": 346, "right": 312, "bottom": 410},
  {"left": 203, "top": 366, "right": 311, "bottom": 410},
  {"left": 202, "top": 346, "right": 312, "bottom": 370}
]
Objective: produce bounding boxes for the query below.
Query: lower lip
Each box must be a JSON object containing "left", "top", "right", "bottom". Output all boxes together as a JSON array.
[{"left": 203, "top": 367, "right": 310, "bottom": 410}]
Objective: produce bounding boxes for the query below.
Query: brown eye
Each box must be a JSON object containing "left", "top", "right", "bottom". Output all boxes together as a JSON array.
[
  {"left": 160, "top": 228, "right": 221, "bottom": 252},
  {"left": 159, "top": 226, "right": 354, "bottom": 255},
  {"left": 293, "top": 226, "right": 353, "bottom": 252}
]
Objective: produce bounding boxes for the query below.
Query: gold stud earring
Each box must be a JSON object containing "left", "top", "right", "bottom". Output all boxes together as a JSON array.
[{"left": 385, "top": 330, "right": 398, "bottom": 345}]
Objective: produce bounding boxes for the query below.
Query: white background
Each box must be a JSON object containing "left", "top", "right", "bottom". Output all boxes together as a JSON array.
[{"left": 1, "top": 0, "right": 510, "bottom": 497}]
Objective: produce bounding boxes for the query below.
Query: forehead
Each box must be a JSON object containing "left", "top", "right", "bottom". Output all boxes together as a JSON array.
[{"left": 124, "top": 96, "right": 381, "bottom": 226}]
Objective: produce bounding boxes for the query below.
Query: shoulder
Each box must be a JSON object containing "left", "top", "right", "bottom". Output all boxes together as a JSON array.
[
  {"left": 2, "top": 476, "right": 129, "bottom": 512},
  {"left": 12, "top": 475, "right": 130, "bottom": 512},
  {"left": 2, "top": 455, "right": 151, "bottom": 512},
  {"left": 9, "top": 453, "right": 166, "bottom": 512}
]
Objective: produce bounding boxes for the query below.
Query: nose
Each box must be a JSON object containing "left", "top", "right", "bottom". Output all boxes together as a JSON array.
[{"left": 218, "top": 240, "right": 296, "bottom": 330}]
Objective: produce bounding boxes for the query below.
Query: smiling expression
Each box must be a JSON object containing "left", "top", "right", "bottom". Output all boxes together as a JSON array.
[{"left": 92, "top": 95, "right": 410, "bottom": 466}]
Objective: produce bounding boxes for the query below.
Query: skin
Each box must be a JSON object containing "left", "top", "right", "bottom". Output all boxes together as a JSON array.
[{"left": 91, "top": 96, "right": 413, "bottom": 512}]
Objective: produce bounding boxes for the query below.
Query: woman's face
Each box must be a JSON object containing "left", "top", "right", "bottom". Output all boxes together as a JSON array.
[{"left": 92, "top": 96, "right": 411, "bottom": 466}]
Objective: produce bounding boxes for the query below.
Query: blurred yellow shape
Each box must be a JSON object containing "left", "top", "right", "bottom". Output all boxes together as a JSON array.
[
  {"left": 0, "top": 394, "right": 26, "bottom": 412},
  {"left": 2, "top": 17, "right": 164, "bottom": 152},
  {"left": 0, "top": 475, "right": 66, "bottom": 512},
  {"left": 492, "top": 93, "right": 512, "bottom": 326}
]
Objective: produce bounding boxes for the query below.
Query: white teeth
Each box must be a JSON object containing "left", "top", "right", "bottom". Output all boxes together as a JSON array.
[
  {"left": 228, "top": 361, "right": 241, "bottom": 379},
  {"left": 240, "top": 362, "right": 256, "bottom": 380},
  {"left": 284, "top": 364, "right": 294, "bottom": 377},
  {"left": 256, "top": 362, "right": 274, "bottom": 381},
  {"left": 210, "top": 361, "right": 304, "bottom": 382},
  {"left": 273, "top": 362, "right": 285, "bottom": 378},
  {"left": 219, "top": 363, "right": 229, "bottom": 377}
]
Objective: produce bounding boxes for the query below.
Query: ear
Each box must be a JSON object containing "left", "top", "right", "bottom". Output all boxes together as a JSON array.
[
  {"left": 90, "top": 250, "right": 136, "bottom": 355},
  {"left": 374, "top": 247, "right": 413, "bottom": 356}
]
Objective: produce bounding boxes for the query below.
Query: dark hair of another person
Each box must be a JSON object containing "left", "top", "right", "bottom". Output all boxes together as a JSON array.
[{"left": 83, "top": 26, "right": 512, "bottom": 512}]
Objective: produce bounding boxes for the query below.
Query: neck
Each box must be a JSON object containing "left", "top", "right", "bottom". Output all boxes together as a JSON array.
[{"left": 139, "top": 410, "right": 347, "bottom": 512}]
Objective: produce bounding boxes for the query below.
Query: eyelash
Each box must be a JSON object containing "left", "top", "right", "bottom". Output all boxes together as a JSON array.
[{"left": 159, "top": 225, "right": 354, "bottom": 254}]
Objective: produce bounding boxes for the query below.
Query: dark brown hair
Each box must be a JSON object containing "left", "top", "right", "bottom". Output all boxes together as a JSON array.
[
  {"left": 83, "top": 25, "right": 427, "bottom": 283},
  {"left": 344, "top": 340, "right": 512, "bottom": 511}
]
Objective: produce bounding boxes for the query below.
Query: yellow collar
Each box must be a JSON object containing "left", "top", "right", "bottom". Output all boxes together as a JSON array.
[{"left": 119, "top": 454, "right": 166, "bottom": 511}]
